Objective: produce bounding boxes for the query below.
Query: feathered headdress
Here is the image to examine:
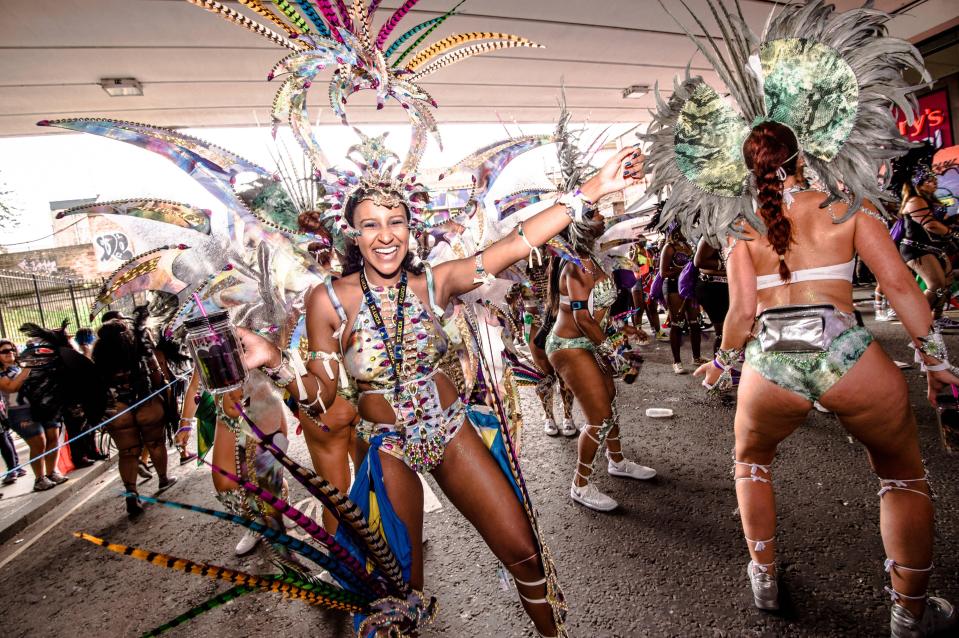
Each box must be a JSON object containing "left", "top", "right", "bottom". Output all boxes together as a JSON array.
[
  {"left": 641, "top": 0, "right": 931, "bottom": 245},
  {"left": 185, "top": 0, "right": 543, "bottom": 158}
]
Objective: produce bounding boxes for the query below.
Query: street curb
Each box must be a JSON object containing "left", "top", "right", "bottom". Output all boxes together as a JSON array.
[{"left": 0, "top": 455, "right": 117, "bottom": 545}]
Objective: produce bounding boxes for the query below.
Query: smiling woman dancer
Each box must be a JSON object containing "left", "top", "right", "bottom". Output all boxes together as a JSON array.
[{"left": 240, "top": 141, "right": 644, "bottom": 637}]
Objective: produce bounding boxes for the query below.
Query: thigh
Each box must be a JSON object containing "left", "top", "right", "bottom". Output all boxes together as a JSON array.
[
  {"left": 735, "top": 365, "right": 810, "bottom": 461},
  {"left": 432, "top": 424, "right": 537, "bottom": 565},
  {"left": 135, "top": 398, "right": 166, "bottom": 440},
  {"left": 106, "top": 410, "right": 141, "bottom": 451},
  {"left": 43, "top": 425, "right": 60, "bottom": 446},
  {"left": 549, "top": 348, "right": 614, "bottom": 423},
  {"left": 665, "top": 293, "right": 685, "bottom": 321},
  {"left": 527, "top": 337, "right": 554, "bottom": 377},
  {"left": 211, "top": 420, "right": 239, "bottom": 491},
  {"left": 910, "top": 255, "right": 945, "bottom": 289},
  {"left": 818, "top": 342, "right": 918, "bottom": 461},
  {"left": 377, "top": 450, "right": 424, "bottom": 587},
  {"left": 632, "top": 289, "right": 647, "bottom": 311}
]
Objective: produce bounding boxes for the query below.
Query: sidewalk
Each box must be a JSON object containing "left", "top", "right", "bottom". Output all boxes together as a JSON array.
[{"left": 0, "top": 437, "right": 117, "bottom": 545}]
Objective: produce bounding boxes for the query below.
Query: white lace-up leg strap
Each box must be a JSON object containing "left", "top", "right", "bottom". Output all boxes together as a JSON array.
[
  {"left": 574, "top": 457, "right": 596, "bottom": 483},
  {"left": 877, "top": 473, "right": 931, "bottom": 500},
  {"left": 514, "top": 576, "right": 549, "bottom": 605},
  {"left": 745, "top": 536, "right": 775, "bottom": 552},
  {"left": 604, "top": 431, "right": 622, "bottom": 462},
  {"left": 884, "top": 559, "right": 934, "bottom": 603},
  {"left": 734, "top": 460, "right": 772, "bottom": 484},
  {"left": 506, "top": 553, "right": 549, "bottom": 605}
]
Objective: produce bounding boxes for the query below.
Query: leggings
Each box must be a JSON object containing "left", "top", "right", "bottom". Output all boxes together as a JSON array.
[
  {"left": 696, "top": 279, "right": 730, "bottom": 353},
  {"left": 0, "top": 427, "right": 18, "bottom": 473}
]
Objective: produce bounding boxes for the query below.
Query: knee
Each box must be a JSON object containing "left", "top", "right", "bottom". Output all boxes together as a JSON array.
[{"left": 734, "top": 435, "right": 777, "bottom": 465}]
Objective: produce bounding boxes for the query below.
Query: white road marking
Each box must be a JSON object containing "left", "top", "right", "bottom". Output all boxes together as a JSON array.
[{"left": 0, "top": 471, "right": 120, "bottom": 574}]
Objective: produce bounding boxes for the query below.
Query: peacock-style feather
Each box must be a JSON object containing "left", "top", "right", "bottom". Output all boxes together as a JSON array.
[
  {"left": 140, "top": 585, "right": 254, "bottom": 637},
  {"left": 237, "top": 411, "right": 409, "bottom": 594},
  {"left": 199, "top": 457, "right": 391, "bottom": 596},
  {"left": 135, "top": 495, "right": 380, "bottom": 597},
  {"left": 74, "top": 532, "right": 369, "bottom": 613},
  {"left": 642, "top": 0, "right": 931, "bottom": 245}
]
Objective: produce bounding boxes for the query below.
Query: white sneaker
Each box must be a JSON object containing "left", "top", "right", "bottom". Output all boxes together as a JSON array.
[
  {"left": 543, "top": 418, "right": 559, "bottom": 437},
  {"left": 559, "top": 418, "right": 577, "bottom": 437},
  {"left": 672, "top": 362, "right": 687, "bottom": 375},
  {"left": 607, "top": 457, "right": 656, "bottom": 480},
  {"left": 235, "top": 529, "right": 260, "bottom": 556},
  {"left": 570, "top": 482, "right": 617, "bottom": 512}
]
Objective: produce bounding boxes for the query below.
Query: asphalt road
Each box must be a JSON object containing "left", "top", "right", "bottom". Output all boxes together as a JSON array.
[{"left": 0, "top": 301, "right": 956, "bottom": 638}]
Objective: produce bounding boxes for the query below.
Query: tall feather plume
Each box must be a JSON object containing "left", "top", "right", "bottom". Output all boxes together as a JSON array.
[
  {"left": 238, "top": 0, "right": 299, "bottom": 37},
  {"left": 136, "top": 495, "right": 379, "bottom": 597},
  {"left": 408, "top": 40, "right": 543, "bottom": 81},
  {"left": 334, "top": 0, "right": 353, "bottom": 31},
  {"left": 314, "top": 0, "right": 343, "bottom": 40},
  {"left": 238, "top": 412, "right": 409, "bottom": 594},
  {"left": 293, "top": 0, "right": 332, "bottom": 36},
  {"left": 140, "top": 586, "right": 254, "bottom": 637},
  {"left": 386, "top": 1, "right": 466, "bottom": 64},
  {"left": 268, "top": 0, "right": 311, "bottom": 33},
  {"left": 376, "top": 0, "right": 422, "bottom": 50},
  {"left": 184, "top": 0, "right": 300, "bottom": 50},
  {"left": 73, "top": 533, "right": 368, "bottom": 613},
  {"left": 406, "top": 32, "right": 531, "bottom": 71}
]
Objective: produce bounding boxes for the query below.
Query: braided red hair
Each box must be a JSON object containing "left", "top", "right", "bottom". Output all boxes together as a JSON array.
[{"left": 743, "top": 122, "right": 800, "bottom": 282}]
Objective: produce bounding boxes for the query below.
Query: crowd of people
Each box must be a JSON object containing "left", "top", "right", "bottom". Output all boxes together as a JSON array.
[{"left": 0, "top": 311, "right": 183, "bottom": 500}]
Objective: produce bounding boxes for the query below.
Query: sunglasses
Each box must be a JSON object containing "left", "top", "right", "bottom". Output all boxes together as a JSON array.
[{"left": 0, "top": 349, "right": 17, "bottom": 355}]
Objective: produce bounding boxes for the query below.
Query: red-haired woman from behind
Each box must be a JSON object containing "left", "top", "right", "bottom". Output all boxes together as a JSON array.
[{"left": 697, "top": 122, "right": 957, "bottom": 636}]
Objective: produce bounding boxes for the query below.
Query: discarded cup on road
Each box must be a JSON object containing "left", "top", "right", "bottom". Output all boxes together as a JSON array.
[{"left": 645, "top": 408, "right": 674, "bottom": 418}]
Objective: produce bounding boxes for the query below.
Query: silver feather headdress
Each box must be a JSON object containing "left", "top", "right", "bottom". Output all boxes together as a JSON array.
[{"left": 641, "top": 0, "right": 931, "bottom": 245}]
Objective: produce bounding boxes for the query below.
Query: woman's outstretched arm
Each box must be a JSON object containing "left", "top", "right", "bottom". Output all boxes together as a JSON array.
[{"left": 433, "top": 147, "right": 644, "bottom": 303}]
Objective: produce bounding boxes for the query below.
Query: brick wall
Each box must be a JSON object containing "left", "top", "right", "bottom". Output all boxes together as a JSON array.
[{"left": 0, "top": 244, "right": 99, "bottom": 279}]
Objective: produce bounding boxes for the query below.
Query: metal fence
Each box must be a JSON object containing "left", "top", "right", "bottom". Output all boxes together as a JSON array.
[{"left": 0, "top": 269, "right": 144, "bottom": 341}]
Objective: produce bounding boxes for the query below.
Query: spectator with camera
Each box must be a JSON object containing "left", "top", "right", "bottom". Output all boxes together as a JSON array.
[{"left": 0, "top": 339, "right": 66, "bottom": 491}]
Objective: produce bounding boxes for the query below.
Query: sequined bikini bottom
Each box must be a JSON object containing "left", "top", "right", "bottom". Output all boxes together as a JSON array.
[
  {"left": 358, "top": 375, "right": 466, "bottom": 473},
  {"left": 545, "top": 331, "right": 595, "bottom": 356},
  {"left": 745, "top": 326, "right": 874, "bottom": 403}
]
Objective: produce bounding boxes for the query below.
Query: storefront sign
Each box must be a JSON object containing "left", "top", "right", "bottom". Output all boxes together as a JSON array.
[{"left": 895, "top": 88, "right": 953, "bottom": 148}]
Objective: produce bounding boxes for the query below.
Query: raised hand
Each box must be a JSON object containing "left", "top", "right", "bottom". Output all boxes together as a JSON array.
[
  {"left": 236, "top": 327, "right": 281, "bottom": 371},
  {"left": 581, "top": 146, "right": 646, "bottom": 202}
]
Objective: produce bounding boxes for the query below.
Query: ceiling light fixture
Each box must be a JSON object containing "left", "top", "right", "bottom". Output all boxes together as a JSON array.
[
  {"left": 622, "top": 85, "right": 650, "bottom": 99},
  {"left": 100, "top": 78, "right": 143, "bottom": 97}
]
